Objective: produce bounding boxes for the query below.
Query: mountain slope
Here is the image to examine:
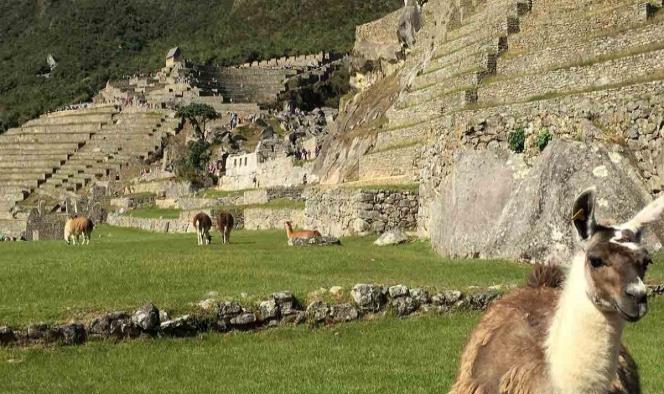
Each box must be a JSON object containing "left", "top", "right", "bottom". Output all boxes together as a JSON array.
[{"left": 0, "top": 0, "right": 401, "bottom": 132}]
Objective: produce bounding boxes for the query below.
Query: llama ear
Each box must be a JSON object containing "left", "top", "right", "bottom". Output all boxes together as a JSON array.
[
  {"left": 621, "top": 196, "right": 664, "bottom": 234},
  {"left": 572, "top": 188, "right": 597, "bottom": 240}
]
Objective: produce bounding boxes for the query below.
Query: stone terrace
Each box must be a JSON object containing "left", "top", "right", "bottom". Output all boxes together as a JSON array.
[
  {"left": 0, "top": 105, "right": 181, "bottom": 237},
  {"left": 354, "top": 0, "right": 664, "bottom": 184}
]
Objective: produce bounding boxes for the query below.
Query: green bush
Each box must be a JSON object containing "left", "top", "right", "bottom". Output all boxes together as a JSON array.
[
  {"left": 508, "top": 128, "right": 526, "bottom": 153},
  {"left": 536, "top": 128, "right": 553, "bottom": 152}
]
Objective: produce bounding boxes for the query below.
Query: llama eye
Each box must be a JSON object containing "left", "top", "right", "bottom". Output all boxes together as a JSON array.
[{"left": 589, "top": 257, "right": 605, "bottom": 268}]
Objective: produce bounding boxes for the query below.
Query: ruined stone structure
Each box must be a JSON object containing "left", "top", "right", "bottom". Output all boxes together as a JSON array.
[{"left": 313, "top": 0, "right": 664, "bottom": 261}]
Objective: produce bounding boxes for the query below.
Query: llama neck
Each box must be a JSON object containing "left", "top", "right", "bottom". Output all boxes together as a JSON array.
[
  {"left": 545, "top": 253, "right": 625, "bottom": 394},
  {"left": 285, "top": 224, "right": 293, "bottom": 238}
]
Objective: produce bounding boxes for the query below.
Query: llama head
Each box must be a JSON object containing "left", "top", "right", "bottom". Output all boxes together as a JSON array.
[{"left": 572, "top": 189, "right": 664, "bottom": 322}]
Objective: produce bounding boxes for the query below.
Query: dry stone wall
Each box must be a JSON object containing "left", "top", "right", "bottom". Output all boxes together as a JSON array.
[
  {"left": 244, "top": 208, "right": 305, "bottom": 231},
  {"left": 304, "top": 187, "right": 419, "bottom": 237}
]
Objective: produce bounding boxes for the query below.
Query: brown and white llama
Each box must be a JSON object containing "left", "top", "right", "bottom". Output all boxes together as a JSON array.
[
  {"left": 216, "top": 211, "right": 234, "bottom": 245},
  {"left": 284, "top": 221, "right": 321, "bottom": 240},
  {"left": 64, "top": 215, "right": 95, "bottom": 245},
  {"left": 192, "top": 212, "right": 212, "bottom": 246},
  {"left": 450, "top": 189, "right": 664, "bottom": 394}
]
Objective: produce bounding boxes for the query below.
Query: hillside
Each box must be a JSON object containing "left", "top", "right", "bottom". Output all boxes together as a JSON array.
[{"left": 0, "top": 0, "right": 402, "bottom": 132}]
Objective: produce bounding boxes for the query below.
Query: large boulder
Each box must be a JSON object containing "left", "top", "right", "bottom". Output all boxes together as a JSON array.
[
  {"left": 131, "top": 303, "right": 161, "bottom": 332},
  {"left": 429, "top": 140, "right": 664, "bottom": 262}
]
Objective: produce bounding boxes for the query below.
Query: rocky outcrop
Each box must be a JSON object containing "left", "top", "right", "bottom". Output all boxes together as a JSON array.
[{"left": 429, "top": 140, "right": 664, "bottom": 262}]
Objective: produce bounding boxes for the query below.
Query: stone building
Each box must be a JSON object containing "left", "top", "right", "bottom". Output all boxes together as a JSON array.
[{"left": 165, "top": 47, "right": 183, "bottom": 67}]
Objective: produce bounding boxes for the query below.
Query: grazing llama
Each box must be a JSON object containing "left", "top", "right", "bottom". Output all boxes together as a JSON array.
[
  {"left": 284, "top": 221, "right": 321, "bottom": 240},
  {"left": 450, "top": 189, "right": 663, "bottom": 394},
  {"left": 192, "top": 212, "right": 212, "bottom": 246},
  {"left": 64, "top": 215, "right": 95, "bottom": 245},
  {"left": 216, "top": 211, "right": 234, "bottom": 245}
]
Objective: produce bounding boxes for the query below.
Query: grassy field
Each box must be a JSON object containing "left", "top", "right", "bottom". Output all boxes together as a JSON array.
[
  {"left": 0, "top": 226, "right": 528, "bottom": 326},
  {"left": 0, "top": 299, "right": 663, "bottom": 394}
]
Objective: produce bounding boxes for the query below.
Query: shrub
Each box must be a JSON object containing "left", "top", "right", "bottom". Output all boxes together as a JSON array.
[
  {"left": 508, "top": 128, "right": 526, "bottom": 153},
  {"left": 536, "top": 128, "right": 552, "bottom": 152}
]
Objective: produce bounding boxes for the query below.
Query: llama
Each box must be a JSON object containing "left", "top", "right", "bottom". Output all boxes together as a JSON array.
[
  {"left": 284, "top": 221, "right": 321, "bottom": 240},
  {"left": 216, "top": 211, "right": 234, "bottom": 245},
  {"left": 192, "top": 212, "right": 212, "bottom": 246},
  {"left": 64, "top": 215, "right": 95, "bottom": 245},
  {"left": 449, "top": 189, "right": 664, "bottom": 394}
]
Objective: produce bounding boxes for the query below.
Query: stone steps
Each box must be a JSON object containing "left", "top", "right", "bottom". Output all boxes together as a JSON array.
[
  {"left": 498, "top": 19, "right": 664, "bottom": 78},
  {"left": 0, "top": 133, "right": 92, "bottom": 144},
  {"left": 0, "top": 173, "right": 48, "bottom": 181},
  {"left": 24, "top": 113, "right": 113, "bottom": 127},
  {"left": 0, "top": 160, "right": 63, "bottom": 169},
  {"left": 0, "top": 180, "right": 39, "bottom": 189},
  {"left": 477, "top": 46, "right": 664, "bottom": 106}
]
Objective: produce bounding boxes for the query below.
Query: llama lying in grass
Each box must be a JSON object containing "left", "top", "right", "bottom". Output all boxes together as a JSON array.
[
  {"left": 450, "top": 189, "right": 663, "bottom": 394},
  {"left": 284, "top": 221, "right": 321, "bottom": 241},
  {"left": 216, "top": 211, "right": 234, "bottom": 245},
  {"left": 192, "top": 212, "right": 212, "bottom": 246},
  {"left": 64, "top": 215, "right": 94, "bottom": 245}
]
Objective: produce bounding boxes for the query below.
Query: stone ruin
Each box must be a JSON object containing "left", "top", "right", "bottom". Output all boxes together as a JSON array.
[{"left": 312, "top": 0, "right": 664, "bottom": 262}]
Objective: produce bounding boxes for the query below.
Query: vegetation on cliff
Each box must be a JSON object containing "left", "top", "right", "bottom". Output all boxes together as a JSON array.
[{"left": 0, "top": 0, "right": 402, "bottom": 132}]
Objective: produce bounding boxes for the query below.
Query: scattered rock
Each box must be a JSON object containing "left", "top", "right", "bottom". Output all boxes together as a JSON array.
[
  {"left": 259, "top": 299, "right": 279, "bottom": 321},
  {"left": 58, "top": 324, "right": 86, "bottom": 345},
  {"left": 329, "top": 286, "right": 344, "bottom": 299},
  {"left": 216, "top": 301, "right": 243, "bottom": 320},
  {"left": 351, "top": 284, "right": 385, "bottom": 312},
  {"left": 197, "top": 298, "right": 218, "bottom": 312},
  {"left": 469, "top": 291, "right": 500, "bottom": 310},
  {"left": 160, "top": 315, "right": 200, "bottom": 337},
  {"left": 0, "top": 327, "right": 17, "bottom": 346},
  {"left": 392, "top": 297, "right": 418, "bottom": 316},
  {"left": 374, "top": 229, "right": 409, "bottom": 246},
  {"left": 131, "top": 303, "right": 161, "bottom": 332},
  {"left": 288, "top": 236, "right": 341, "bottom": 247},
  {"left": 230, "top": 312, "right": 257, "bottom": 327},
  {"left": 409, "top": 288, "right": 430, "bottom": 304},
  {"left": 306, "top": 301, "right": 329, "bottom": 323},
  {"left": 329, "top": 304, "right": 359, "bottom": 323},
  {"left": 89, "top": 312, "right": 129, "bottom": 337},
  {"left": 388, "top": 285, "right": 409, "bottom": 298}
]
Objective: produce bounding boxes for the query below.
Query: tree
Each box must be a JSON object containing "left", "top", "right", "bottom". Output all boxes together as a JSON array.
[{"left": 176, "top": 103, "right": 220, "bottom": 139}]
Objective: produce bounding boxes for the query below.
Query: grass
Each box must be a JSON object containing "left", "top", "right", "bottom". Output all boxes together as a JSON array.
[
  {"left": 1, "top": 299, "right": 664, "bottom": 393},
  {"left": 0, "top": 225, "right": 528, "bottom": 326},
  {"left": 125, "top": 207, "right": 181, "bottom": 219}
]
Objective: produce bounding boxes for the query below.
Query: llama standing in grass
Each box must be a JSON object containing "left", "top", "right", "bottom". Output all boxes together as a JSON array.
[
  {"left": 64, "top": 215, "right": 95, "bottom": 245},
  {"left": 216, "top": 211, "right": 234, "bottom": 245},
  {"left": 193, "top": 212, "right": 212, "bottom": 246},
  {"left": 284, "top": 221, "right": 321, "bottom": 240},
  {"left": 450, "top": 189, "right": 664, "bottom": 394}
]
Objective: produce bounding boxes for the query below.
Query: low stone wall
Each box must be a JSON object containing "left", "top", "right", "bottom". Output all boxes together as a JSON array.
[
  {"left": 0, "top": 283, "right": 502, "bottom": 348},
  {"left": 25, "top": 211, "right": 68, "bottom": 241},
  {"left": 244, "top": 186, "right": 305, "bottom": 205},
  {"left": 110, "top": 194, "right": 156, "bottom": 210},
  {"left": 244, "top": 208, "right": 305, "bottom": 231},
  {"left": 177, "top": 195, "right": 244, "bottom": 210},
  {"left": 304, "top": 187, "right": 419, "bottom": 237},
  {"left": 107, "top": 215, "right": 192, "bottom": 233}
]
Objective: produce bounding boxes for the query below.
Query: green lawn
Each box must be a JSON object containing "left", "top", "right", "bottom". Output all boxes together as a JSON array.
[
  {"left": 0, "top": 299, "right": 663, "bottom": 394},
  {"left": 0, "top": 226, "right": 527, "bottom": 326}
]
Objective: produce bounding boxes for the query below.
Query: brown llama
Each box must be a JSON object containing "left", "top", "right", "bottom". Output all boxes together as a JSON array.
[
  {"left": 192, "top": 212, "right": 212, "bottom": 246},
  {"left": 216, "top": 211, "right": 234, "bottom": 245},
  {"left": 64, "top": 215, "right": 95, "bottom": 245},
  {"left": 284, "top": 221, "right": 321, "bottom": 240},
  {"left": 449, "top": 189, "right": 664, "bottom": 394}
]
